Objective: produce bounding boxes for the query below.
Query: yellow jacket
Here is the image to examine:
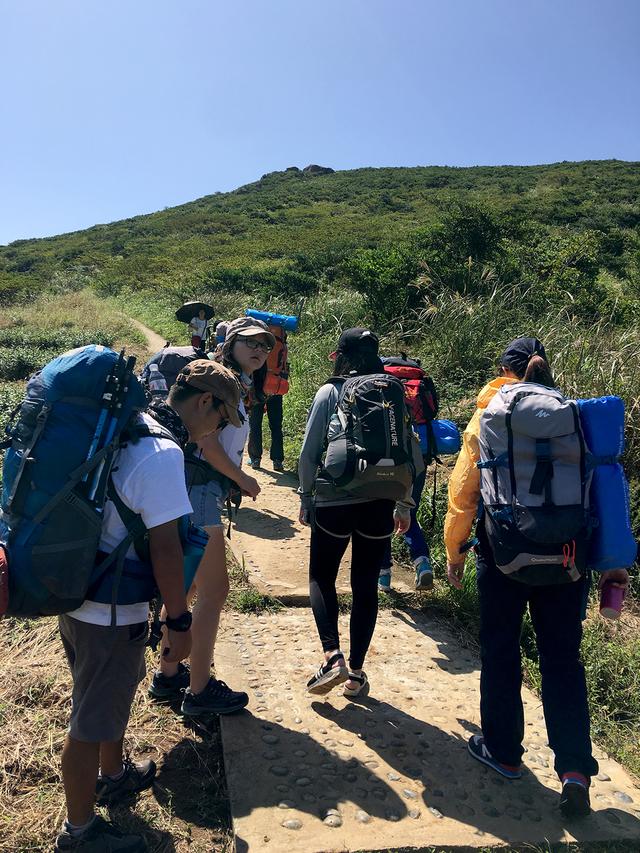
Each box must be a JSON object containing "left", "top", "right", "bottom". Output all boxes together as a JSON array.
[{"left": 444, "top": 376, "right": 518, "bottom": 563}]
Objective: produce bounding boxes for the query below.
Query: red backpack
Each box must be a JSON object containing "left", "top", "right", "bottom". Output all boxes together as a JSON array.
[
  {"left": 263, "top": 325, "right": 290, "bottom": 396},
  {"left": 382, "top": 355, "right": 438, "bottom": 425}
]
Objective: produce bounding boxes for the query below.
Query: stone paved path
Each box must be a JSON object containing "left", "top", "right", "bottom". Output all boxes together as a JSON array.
[
  {"left": 217, "top": 608, "right": 640, "bottom": 852},
  {"left": 229, "top": 466, "right": 416, "bottom": 601},
  {"left": 216, "top": 469, "right": 640, "bottom": 851}
]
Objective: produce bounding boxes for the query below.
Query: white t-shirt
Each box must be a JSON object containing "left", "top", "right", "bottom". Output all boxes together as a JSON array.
[
  {"left": 189, "top": 317, "right": 207, "bottom": 338},
  {"left": 69, "top": 413, "right": 192, "bottom": 627},
  {"left": 219, "top": 399, "right": 249, "bottom": 467}
]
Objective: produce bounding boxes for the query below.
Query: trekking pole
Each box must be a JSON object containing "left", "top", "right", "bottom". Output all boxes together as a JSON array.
[
  {"left": 82, "top": 360, "right": 120, "bottom": 482},
  {"left": 86, "top": 352, "right": 127, "bottom": 503},
  {"left": 89, "top": 355, "right": 137, "bottom": 505}
]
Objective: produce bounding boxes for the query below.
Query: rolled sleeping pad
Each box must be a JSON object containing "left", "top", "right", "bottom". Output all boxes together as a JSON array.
[
  {"left": 577, "top": 396, "right": 637, "bottom": 571},
  {"left": 416, "top": 419, "right": 461, "bottom": 456},
  {"left": 246, "top": 308, "right": 299, "bottom": 332}
]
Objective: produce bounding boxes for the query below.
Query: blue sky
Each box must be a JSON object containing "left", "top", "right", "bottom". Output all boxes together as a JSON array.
[{"left": 1, "top": 0, "right": 638, "bottom": 245}]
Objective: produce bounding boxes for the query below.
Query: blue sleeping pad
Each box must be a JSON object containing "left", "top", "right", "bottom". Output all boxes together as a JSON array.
[{"left": 578, "top": 396, "right": 637, "bottom": 571}]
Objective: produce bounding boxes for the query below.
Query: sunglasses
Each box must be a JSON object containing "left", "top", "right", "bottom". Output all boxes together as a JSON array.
[{"left": 238, "top": 336, "right": 273, "bottom": 354}]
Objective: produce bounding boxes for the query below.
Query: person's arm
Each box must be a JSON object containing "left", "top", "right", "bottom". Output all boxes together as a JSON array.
[
  {"left": 444, "top": 411, "right": 483, "bottom": 586},
  {"left": 199, "top": 430, "right": 260, "bottom": 499},
  {"left": 148, "top": 520, "right": 192, "bottom": 662},
  {"left": 298, "top": 384, "right": 335, "bottom": 522}
]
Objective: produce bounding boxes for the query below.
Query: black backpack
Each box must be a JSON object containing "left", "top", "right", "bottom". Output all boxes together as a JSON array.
[{"left": 322, "top": 374, "right": 417, "bottom": 501}]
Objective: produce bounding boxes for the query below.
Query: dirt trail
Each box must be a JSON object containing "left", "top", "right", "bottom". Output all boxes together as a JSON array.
[
  {"left": 217, "top": 468, "right": 640, "bottom": 852},
  {"left": 129, "top": 317, "right": 167, "bottom": 354},
  {"left": 228, "top": 465, "right": 416, "bottom": 601}
]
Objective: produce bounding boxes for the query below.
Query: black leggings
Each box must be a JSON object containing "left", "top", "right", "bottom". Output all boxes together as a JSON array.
[{"left": 309, "top": 500, "right": 394, "bottom": 670}]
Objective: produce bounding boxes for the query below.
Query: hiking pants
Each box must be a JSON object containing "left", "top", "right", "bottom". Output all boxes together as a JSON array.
[
  {"left": 248, "top": 395, "right": 284, "bottom": 463},
  {"left": 380, "top": 467, "right": 430, "bottom": 572},
  {"left": 309, "top": 500, "right": 395, "bottom": 670},
  {"left": 475, "top": 520, "right": 598, "bottom": 780}
]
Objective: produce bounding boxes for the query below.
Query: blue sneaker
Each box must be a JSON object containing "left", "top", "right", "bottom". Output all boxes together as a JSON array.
[
  {"left": 378, "top": 570, "right": 392, "bottom": 591},
  {"left": 414, "top": 557, "right": 434, "bottom": 590},
  {"left": 249, "top": 458, "right": 261, "bottom": 470},
  {"left": 468, "top": 735, "right": 522, "bottom": 779}
]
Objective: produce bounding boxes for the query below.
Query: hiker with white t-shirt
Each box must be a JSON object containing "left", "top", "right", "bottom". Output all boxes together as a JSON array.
[
  {"left": 55, "top": 360, "right": 242, "bottom": 853},
  {"left": 150, "top": 317, "right": 274, "bottom": 715},
  {"left": 188, "top": 309, "right": 208, "bottom": 348}
]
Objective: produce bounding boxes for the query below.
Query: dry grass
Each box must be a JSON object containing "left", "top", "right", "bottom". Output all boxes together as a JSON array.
[{"left": 0, "top": 617, "right": 233, "bottom": 852}]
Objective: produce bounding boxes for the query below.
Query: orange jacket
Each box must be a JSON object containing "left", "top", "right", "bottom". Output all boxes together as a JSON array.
[{"left": 444, "top": 377, "right": 518, "bottom": 563}]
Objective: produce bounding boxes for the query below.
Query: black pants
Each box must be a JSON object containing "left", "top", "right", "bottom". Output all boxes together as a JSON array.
[
  {"left": 309, "top": 500, "right": 394, "bottom": 670},
  {"left": 248, "top": 396, "right": 284, "bottom": 463},
  {"left": 475, "top": 520, "right": 598, "bottom": 779}
]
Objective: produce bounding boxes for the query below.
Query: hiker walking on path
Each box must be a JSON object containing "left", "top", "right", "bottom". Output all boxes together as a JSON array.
[
  {"left": 378, "top": 354, "right": 439, "bottom": 592},
  {"left": 298, "top": 328, "right": 418, "bottom": 698},
  {"left": 55, "top": 360, "right": 241, "bottom": 853},
  {"left": 444, "top": 337, "right": 629, "bottom": 818},
  {"left": 248, "top": 322, "right": 290, "bottom": 472},
  {"left": 150, "top": 318, "right": 274, "bottom": 715}
]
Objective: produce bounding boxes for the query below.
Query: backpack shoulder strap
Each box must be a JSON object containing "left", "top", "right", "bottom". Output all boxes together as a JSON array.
[{"left": 121, "top": 420, "right": 179, "bottom": 447}]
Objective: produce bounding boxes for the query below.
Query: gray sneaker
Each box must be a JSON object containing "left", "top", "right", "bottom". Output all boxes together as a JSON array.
[
  {"left": 54, "top": 815, "right": 146, "bottom": 852},
  {"left": 95, "top": 758, "right": 156, "bottom": 805}
]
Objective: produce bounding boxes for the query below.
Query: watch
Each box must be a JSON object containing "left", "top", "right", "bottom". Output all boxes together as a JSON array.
[{"left": 165, "top": 611, "right": 192, "bottom": 632}]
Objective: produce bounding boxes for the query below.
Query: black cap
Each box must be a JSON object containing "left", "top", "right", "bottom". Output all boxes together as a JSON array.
[
  {"left": 500, "top": 337, "right": 547, "bottom": 378},
  {"left": 331, "top": 328, "right": 379, "bottom": 360}
]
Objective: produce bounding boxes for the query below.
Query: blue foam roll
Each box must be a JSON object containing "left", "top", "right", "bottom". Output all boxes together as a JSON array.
[
  {"left": 577, "top": 396, "right": 625, "bottom": 456},
  {"left": 577, "top": 396, "right": 636, "bottom": 570},
  {"left": 246, "top": 309, "right": 299, "bottom": 332},
  {"left": 588, "top": 463, "right": 637, "bottom": 570}
]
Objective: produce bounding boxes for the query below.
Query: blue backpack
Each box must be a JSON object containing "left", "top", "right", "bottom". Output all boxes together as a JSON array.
[{"left": 0, "top": 345, "right": 152, "bottom": 619}]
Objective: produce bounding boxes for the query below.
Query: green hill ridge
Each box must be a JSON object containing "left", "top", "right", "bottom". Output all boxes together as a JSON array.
[{"left": 1, "top": 160, "right": 638, "bottom": 308}]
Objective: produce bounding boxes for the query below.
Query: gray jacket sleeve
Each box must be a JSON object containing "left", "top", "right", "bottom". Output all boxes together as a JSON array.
[{"left": 298, "top": 383, "right": 337, "bottom": 509}]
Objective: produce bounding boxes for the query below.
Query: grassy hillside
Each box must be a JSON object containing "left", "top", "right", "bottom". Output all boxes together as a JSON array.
[{"left": 1, "top": 161, "right": 639, "bottom": 309}]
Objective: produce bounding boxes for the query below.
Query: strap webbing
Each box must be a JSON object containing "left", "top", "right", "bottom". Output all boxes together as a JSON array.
[{"left": 530, "top": 438, "right": 554, "bottom": 504}]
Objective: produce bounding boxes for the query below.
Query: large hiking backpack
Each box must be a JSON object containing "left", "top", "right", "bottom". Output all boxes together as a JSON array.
[
  {"left": 322, "top": 374, "right": 416, "bottom": 501},
  {"left": 477, "top": 382, "right": 592, "bottom": 585},
  {"left": 382, "top": 354, "right": 439, "bottom": 460},
  {"left": 0, "top": 345, "right": 148, "bottom": 617},
  {"left": 382, "top": 355, "right": 438, "bottom": 424},
  {"left": 263, "top": 325, "right": 289, "bottom": 396},
  {"left": 141, "top": 345, "right": 204, "bottom": 397},
  {"left": 142, "top": 345, "right": 233, "bottom": 495}
]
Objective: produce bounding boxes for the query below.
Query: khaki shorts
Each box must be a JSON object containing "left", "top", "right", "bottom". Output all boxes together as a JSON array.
[{"left": 59, "top": 615, "right": 147, "bottom": 743}]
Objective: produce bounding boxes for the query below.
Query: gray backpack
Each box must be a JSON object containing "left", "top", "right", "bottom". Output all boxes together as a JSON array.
[{"left": 478, "top": 382, "right": 592, "bottom": 584}]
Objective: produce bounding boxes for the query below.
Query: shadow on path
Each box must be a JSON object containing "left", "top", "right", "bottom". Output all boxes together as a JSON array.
[{"left": 311, "top": 698, "right": 640, "bottom": 846}]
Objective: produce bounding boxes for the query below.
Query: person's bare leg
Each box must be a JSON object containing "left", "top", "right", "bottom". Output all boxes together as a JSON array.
[
  {"left": 99, "top": 736, "right": 124, "bottom": 778},
  {"left": 189, "top": 525, "right": 228, "bottom": 694},
  {"left": 159, "top": 582, "right": 197, "bottom": 678},
  {"left": 61, "top": 734, "right": 100, "bottom": 826}
]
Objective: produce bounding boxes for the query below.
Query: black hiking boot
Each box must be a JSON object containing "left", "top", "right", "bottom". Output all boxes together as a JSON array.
[
  {"left": 181, "top": 677, "right": 249, "bottom": 716},
  {"left": 148, "top": 662, "right": 190, "bottom": 702},
  {"left": 54, "top": 815, "right": 146, "bottom": 852},
  {"left": 95, "top": 758, "right": 156, "bottom": 806}
]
